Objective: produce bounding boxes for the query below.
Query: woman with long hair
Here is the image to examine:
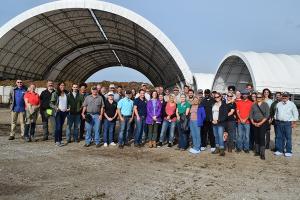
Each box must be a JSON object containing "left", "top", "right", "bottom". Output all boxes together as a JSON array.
[
  {"left": 250, "top": 92, "right": 270, "bottom": 160},
  {"left": 158, "top": 94, "right": 177, "bottom": 147},
  {"left": 262, "top": 88, "right": 273, "bottom": 149},
  {"left": 50, "top": 82, "right": 69, "bottom": 147},
  {"left": 211, "top": 92, "right": 228, "bottom": 156}
]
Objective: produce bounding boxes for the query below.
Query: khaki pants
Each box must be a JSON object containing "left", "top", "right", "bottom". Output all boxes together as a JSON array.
[
  {"left": 10, "top": 111, "right": 25, "bottom": 137},
  {"left": 25, "top": 110, "right": 39, "bottom": 124}
]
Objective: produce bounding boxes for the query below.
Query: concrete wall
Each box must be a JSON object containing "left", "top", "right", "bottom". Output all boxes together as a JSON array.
[{"left": 0, "top": 86, "right": 46, "bottom": 104}]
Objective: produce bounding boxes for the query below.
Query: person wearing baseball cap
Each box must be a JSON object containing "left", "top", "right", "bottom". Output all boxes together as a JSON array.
[
  {"left": 274, "top": 91, "right": 299, "bottom": 157},
  {"left": 103, "top": 92, "right": 118, "bottom": 147},
  {"left": 235, "top": 89, "right": 253, "bottom": 153},
  {"left": 105, "top": 84, "right": 121, "bottom": 102},
  {"left": 117, "top": 90, "right": 134, "bottom": 148},
  {"left": 81, "top": 86, "right": 105, "bottom": 148}
]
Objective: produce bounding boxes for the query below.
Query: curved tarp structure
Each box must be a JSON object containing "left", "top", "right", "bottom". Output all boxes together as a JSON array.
[
  {"left": 212, "top": 51, "right": 300, "bottom": 94},
  {"left": 0, "top": 0, "right": 193, "bottom": 87}
]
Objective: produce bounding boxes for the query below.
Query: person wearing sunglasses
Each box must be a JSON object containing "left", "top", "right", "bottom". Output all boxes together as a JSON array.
[
  {"left": 249, "top": 93, "right": 270, "bottom": 160},
  {"left": 210, "top": 92, "right": 228, "bottom": 156},
  {"left": 262, "top": 88, "right": 273, "bottom": 150},
  {"left": 8, "top": 80, "right": 27, "bottom": 140},
  {"left": 226, "top": 93, "right": 236, "bottom": 152}
]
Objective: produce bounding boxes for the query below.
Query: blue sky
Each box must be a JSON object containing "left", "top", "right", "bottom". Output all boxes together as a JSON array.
[{"left": 1, "top": 0, "right": 300, "bottom": 83}]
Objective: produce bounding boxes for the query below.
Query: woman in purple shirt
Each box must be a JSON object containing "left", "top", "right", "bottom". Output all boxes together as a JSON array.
[{"left": 146, "top": 91, "right": 162, "bottom": 148}]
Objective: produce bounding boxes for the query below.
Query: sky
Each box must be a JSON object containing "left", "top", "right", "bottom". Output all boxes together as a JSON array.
[{"left": 1, "top": 0, "right": 300, "bottom": 83}]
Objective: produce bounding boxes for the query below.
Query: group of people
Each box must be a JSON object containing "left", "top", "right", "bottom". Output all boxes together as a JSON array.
[{"left": 8, "top": 80, "right": 299, "bottom": 160}]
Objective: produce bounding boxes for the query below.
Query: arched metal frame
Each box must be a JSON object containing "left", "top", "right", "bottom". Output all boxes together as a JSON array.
[{"left": 0, "top": 0, "right": 193, "bottom": 87}]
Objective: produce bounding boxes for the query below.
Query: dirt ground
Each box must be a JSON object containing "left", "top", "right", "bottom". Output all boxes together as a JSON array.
[{"left": 0, "top": 108, "right": 300, "bottom": 200}]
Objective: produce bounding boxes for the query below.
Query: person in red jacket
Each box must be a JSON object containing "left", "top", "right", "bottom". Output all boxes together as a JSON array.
[
  {"left": 236, "top": 90, "right": 253, "bottom": 153},
  {"left": 24, "top": 83, "right": 40, "bottom": 142}
]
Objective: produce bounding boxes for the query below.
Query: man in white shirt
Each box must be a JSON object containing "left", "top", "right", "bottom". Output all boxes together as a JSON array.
[{"left": 274, "top": 92, "right": 299, "bottom": 157}]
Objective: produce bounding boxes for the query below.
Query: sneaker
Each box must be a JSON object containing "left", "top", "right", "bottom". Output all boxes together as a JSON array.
[
  {"left": 118, "top": 144, "right": 124, "bottom": 149},
  {"left": 157, "top": 142, "right": 163, "bottom": 147},
  {"left": 210, "top": 147, "right": 216, "bottom": 152},
  {"left": 167, "top": 143, "right": 172, "bottom": 148},
  {"left": 110, "top": 142, "right": 116, "bottom": 146},
  {"left": 60, "top": 142, "right": 65, "bottom": 146},
  {"left": 200, "top": 147, "right": 206, "bottom": 151},
  {"left": 189, "top": 148, "right": 201, "bottom": 154},
  {"left": 25, "top": 137, "right": 30, "bottom": 142},
  {"left": 244, "top": 150, "right": 250, "bottom": 154},
  {"left": 104, "top": 143, "right": 108, "bottom": 147},
  {"left": 55, "top": 142, "right": 63, "bottom": 147},
  {"left": 8, "top": 136, "right": 15, "bottom": 140},
  {"left": 284, "top": 153, "right": 293, "bottom": 157},
  {"left": 274, "top": 151, "right": 283, "bottom": 156}
]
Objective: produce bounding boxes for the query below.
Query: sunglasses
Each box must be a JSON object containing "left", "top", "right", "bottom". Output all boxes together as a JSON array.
[
  {"left": 227, "top": 95, "right": 233, "bottom": 97},
  {"left": 17, "top": 82, "right": 22, "bottom": 83},
  {"left": 214, "top": 96, "right": 221, "bottom": 98},
  {"left": 257, "top": 96, "right": 262, "bottom": 99}
]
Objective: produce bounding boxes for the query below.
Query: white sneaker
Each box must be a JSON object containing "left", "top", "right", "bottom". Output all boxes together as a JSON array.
[
  {"left": 210, "top": 147, "right": 216, "bottom": 152},
  {"left": 200, "top": 147, "right": 206, "bottom": 151},
  {"left": 274, "top": 151, "right": 283, "bottom": 156},
  {"left": 189, "top": 148, "right": 201, "bottom": 154},
  {"left": 104, "top": 143, "right": 108, "bottom": 147},
  {"left": 110, "top": 142, "right": 116, "bottom": 146},
  {"left": 284, "top": 153, "right": 293, "bottom": 157}
]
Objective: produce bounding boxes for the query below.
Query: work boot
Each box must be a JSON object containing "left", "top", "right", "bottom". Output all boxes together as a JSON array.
[
  {"left": 219, "top": 148, "right": 225, "bottom": 156},
  {"left": 228, "top": 145, "right": 232, "bottom": 153},
  {"left": 8, "top": 136, "right": 15, "bottom": 140},
  {"left": 254, "top": 144, "right": 260, "bottom": 156},
  {"left": 152, "top": 141, "right": 157, "bottom": 148},
  {"left": 148, "top": 141, "right": 153, "bottom": 148},
  {"left": 260, "top": 146, "right": 265, "bottom": 160}
]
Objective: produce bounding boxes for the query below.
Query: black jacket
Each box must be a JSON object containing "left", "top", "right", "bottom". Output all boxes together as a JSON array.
[
  {"left": 40, "top": 89, "right": 55, "bottom": 111},
  {"left": 208, "top": 102, "right": 228, "bottom": 126},
  {"left": 201, "top": 96, "right": 215, "bottom": 122}
]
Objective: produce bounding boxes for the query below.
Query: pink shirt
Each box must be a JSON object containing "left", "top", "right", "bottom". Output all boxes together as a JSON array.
[
  {"left": 190, "top": 104, "right": 198, "bottom": 121},
  {"left": 165, "top": 102, "right": 177, "bottom": 122}
]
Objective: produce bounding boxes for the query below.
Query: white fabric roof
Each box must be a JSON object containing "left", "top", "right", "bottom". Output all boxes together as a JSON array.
[
  {"left": 193, "top": 73, "right": 214, "bottom": 91},
  {"left": 0, "top": 0, "right": 193, "bottom": 87},
  {"left": 213, "top": 51, "right": 300, "bottom": 94}
]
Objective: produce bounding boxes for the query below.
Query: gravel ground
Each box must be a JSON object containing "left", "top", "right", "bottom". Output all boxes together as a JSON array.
[{"left": 0, "top": 108, "right": 300, "bottom": 200}]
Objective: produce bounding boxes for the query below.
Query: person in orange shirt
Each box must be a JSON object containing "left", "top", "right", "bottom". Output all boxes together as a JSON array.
[
  {"left": 24, "top": 83, "right": 40, "bottom": 142},
  {"left": 236, "top": 90, "right": 253, "bottom": 153}
]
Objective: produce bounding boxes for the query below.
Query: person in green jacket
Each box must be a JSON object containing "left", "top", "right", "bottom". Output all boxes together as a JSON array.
[{"left": 66, "top": 83, "right": 84, "bottom": 143}]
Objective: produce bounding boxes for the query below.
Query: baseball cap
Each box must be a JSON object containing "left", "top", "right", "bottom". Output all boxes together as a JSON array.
[
  {"left": 91, "top": 86, "right": 97, "bottom": 90},
  {"left": 125, "top": 90, "right": 132, "bottom": 95},
  {"left": 109, "top": 84, "right": 115, "bottom": 88},
  {"left": 282, "top": 92, "right": 289, "bottom": 97},
  {"left": 204, "top": 89, "right": 211, "bottom": 94},
  {"left": 241, "top": 89, "right": 250, "bottom": 95},
  {"left": 197, "top": 89, "right": 203, "bottom": 94},
  {"left": 107, "top": 92, "right": 114, "bottom": 96}
]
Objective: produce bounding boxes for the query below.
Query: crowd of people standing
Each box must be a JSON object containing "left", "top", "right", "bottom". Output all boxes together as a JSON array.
[{"left": 8, "top": 80, "right": 299, "bottom": 160}]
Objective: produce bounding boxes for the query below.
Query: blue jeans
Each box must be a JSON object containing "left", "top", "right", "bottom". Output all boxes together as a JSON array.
[
  {"left": 85, "top": 114, "right": 101, "bottom": 145},
  {"left": 66, "top": 114, "right": 81, "bottom": 142},
  {"left": 54, "top": 111, "right": 68, "bottom": 143},
  {"left": 118, "top": 116, "right": 131, "bottom": 145},
  {"left": 134, "top": 116, "right": 146, "bottom": 144},
  {"left": 177, "top": 122, "right": 189, "bottom": 149},
  {"left": 237, "top": 123, "right": 250, "bottom": 150},
  {"left": 103, "top": 119, "right": 116, "bottom": 144},
  {"left": 275, "top": 121, "right": 292, "bottom": 153},
  {"left": 159, "top": 120, "right": 176, "bottom": 143},
  {"left": 189, "top": 120, "right": 201, "bottom": 151},
  {"left": 213, "top": 125, "right": 224, "bottom": 149}
]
